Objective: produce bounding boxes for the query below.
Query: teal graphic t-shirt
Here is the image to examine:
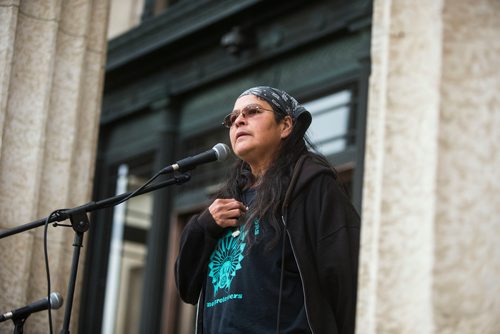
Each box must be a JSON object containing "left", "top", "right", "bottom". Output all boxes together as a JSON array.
[{"left": 203, "top": 189, "right": 310, "bottom": 333}]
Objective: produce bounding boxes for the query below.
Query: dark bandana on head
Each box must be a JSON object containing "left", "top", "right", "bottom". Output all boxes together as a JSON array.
[{"left": 239, "top": 86, "right": 311, "bottom": 128}]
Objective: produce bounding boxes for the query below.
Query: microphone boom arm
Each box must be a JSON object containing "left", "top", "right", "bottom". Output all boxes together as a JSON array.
[{"left": 0, "top": 173, "right": 191, "bottom": 239}]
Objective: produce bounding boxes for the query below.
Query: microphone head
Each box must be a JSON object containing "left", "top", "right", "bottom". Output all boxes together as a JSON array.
[
  {"left": 212, "top": 143, "right": 231, "bottom": 161},
  {"left": 49, "top": 292, "right": 64, "bottom": 310}
]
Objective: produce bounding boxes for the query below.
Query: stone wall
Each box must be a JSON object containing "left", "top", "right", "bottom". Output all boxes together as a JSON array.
[
  {"left": 0, "top": 0, "right": 109, "bottom": 332},
  {"left": 358, "top": 0, "right": 500, "bottom": 333}
]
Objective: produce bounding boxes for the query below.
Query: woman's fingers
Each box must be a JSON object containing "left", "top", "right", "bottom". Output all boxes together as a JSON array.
[{"left": 209, "top": 198, "right": 247, "bottom": 228}]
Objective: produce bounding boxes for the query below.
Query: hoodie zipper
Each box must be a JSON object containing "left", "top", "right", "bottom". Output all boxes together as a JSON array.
[
  {"left": 196, "top": 294, "right": 201, "bottom": 333},
  {"left": 281, "top": 214, "right": 315, "bottom": 334}
]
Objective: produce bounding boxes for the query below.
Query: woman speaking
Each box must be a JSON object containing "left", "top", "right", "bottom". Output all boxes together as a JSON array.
[{"left": 175, "top": 86, "right": 360, "bottom": 334}]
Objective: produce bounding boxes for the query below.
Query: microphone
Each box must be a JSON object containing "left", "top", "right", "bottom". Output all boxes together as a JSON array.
[
  {"left": 161, "top": 143, "right": 231, "bottom": 174},
  {"left": 0, "top": 292, "right": 64, "bottom": 322}
]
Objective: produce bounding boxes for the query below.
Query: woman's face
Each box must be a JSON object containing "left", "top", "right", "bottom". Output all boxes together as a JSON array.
[{"left": 229, "top": 95, "right": 292, "bottom": 174}]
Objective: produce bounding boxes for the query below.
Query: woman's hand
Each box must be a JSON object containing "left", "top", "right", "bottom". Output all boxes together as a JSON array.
[{"left": 208, "top": 198, "right": 247, "bottom": 228}]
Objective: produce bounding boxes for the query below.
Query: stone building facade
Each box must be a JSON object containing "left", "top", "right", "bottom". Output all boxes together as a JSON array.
[{"left": 0, "top": 0, "right": 498, "bottom": 333}]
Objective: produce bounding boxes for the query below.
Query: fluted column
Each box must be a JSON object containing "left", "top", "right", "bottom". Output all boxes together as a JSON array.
[
  {"left": 0, "top": 0, "right": 109, "bottom": 332},
  {"left": 358, "top": 0, "right": 500, "bottom": 333}
]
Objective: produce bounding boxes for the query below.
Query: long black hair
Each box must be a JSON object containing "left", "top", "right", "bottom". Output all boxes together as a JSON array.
[{"left": 215, "top": 98, "right": 333, "bottom": 249}]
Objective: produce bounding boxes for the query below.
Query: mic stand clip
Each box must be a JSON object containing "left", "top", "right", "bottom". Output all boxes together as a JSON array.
[{"left": 13, "top": 316, "right": 27, "bottom": 334}]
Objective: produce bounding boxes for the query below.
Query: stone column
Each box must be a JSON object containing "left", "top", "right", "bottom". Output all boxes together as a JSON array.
[
  {"left": 357, "top": 0, "right": 500, "bottom": 333},
  {"left": 434, "top": 0, "right": 500, "bottom": 332},
  {"left": 0, "top": 0, "right": 109, "bottom": 333}
]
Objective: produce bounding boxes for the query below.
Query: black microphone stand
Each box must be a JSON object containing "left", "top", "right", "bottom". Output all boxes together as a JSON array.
[
  {"left": 0, "top": 173, "right": 191, "bottom": 334},
  {"left": 13, "top": 316, "right": 27, "bottom": 334}
]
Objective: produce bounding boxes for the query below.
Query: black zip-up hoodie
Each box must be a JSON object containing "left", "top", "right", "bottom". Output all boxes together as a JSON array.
[{"left": 175, "top": 154, "right": 360, "bottom": 333}]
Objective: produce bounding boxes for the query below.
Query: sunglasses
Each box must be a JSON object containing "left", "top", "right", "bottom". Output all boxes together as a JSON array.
[{"left": 222, "top": 104, "right": 274, "bottom": 128}]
